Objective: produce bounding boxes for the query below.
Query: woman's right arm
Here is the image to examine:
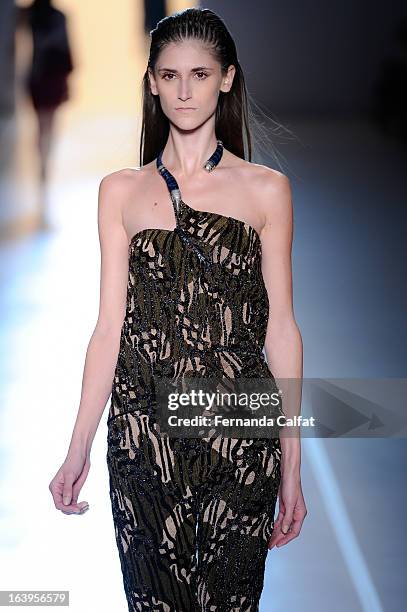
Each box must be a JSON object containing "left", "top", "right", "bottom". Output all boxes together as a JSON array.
[{"left": 49, "top": 171, "right": 131, "bottom": 515}]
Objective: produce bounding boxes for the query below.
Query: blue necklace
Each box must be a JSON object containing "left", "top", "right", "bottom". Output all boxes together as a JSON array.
[{"left": 156, "top": 139, "right": 224, "bottom": 213}]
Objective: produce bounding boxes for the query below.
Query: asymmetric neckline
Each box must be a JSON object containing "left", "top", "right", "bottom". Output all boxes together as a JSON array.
[{"left": 129, "top": 198, "right": 261, "bottom": 247}]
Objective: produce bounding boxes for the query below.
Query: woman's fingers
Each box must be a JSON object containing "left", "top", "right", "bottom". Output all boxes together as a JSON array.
[
  {"left": 275, "top": 515, "right": 303, "bottom": 546},
  {"left": 270, "top": 503, "right": 307, "bottom": 548},
  {"left": 52, "top": 481, "right": 89, "bottom": 514},
  {"left": 62, "top": 470, "right": 77, "bottom": 505},
  {"left": 60, "top": 501, "right": 90, "bottom": 515},
  {"left": 268, "top": 515, "right": 286, "bottom": 549},
  {"left": 49, "top": 467, "right": 90, "bottom": 515},
  {"left": 268, "top": 483, "right": 307, "bottom": 549}
]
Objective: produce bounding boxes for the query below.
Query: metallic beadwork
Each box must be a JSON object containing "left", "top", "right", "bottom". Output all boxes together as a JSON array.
[{"left": 106, "top": 138, "right": 282, "bottom": 611}]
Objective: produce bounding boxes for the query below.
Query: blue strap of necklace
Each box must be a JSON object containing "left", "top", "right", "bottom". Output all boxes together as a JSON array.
[{"left": 156, "top": 140, "right": 223, "bottom": 208}]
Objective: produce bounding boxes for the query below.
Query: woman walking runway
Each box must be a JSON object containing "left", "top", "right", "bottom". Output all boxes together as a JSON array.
[{"left": 49, "top": 8, "right": 306, "bottom": 611}]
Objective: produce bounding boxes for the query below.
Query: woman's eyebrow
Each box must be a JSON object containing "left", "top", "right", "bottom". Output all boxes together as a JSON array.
[{"left": 157, "top": 66, "right": 214, "bottom": 73}]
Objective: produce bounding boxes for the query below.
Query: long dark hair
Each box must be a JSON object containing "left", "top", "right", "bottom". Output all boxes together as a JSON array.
[{"left": 140, "top": 7, "right": 296, "bottom": 171}]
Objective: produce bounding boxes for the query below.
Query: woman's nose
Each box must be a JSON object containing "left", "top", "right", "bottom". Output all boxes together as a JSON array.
[{"left": 178, "top": 79, "right": 192, "bottom": 101}]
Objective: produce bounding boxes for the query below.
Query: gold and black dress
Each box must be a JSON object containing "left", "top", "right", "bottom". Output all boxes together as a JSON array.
[{"left": 106, "top": 141, "right": 282, "bottom": 612}]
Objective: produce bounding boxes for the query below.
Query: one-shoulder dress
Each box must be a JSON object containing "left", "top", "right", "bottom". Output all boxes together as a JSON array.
[{"left": 106, "top": 161, "right": 283, "bottom": 612}]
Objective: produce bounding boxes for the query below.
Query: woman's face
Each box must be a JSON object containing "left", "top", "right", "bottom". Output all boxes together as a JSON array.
[{"left": 148, "top": 38, "right": 235, "bottom": 131}]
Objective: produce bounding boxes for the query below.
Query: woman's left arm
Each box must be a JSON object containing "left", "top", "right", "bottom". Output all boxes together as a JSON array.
[{"left": 258, "top": 168, "right": 307, "bottom": 548}]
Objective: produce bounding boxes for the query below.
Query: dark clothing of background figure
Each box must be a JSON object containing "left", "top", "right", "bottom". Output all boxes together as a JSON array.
[{"left": 17, "top": 2, "right": 74, "bottom": 111}]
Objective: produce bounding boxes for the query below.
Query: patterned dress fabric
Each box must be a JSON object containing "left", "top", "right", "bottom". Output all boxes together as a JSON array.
[{"left": 106, "top": 170, "right": 282, "bottom": 611}]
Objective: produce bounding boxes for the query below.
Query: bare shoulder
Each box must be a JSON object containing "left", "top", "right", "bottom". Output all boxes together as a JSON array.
[
  {"left": 228, "top": 158, "right": 292, "bottom": 228},
  {"left": 240, "top": 162, "right": 291, "bottom": 198},
  {"left": 98, "top": 165, "right": 157, "bottom": 242},
  {"left": 99, "top": 167, "right": 144, "bottom": 197},
  {"left": 245, "top": 163, "right": 292, "bottom": 224},
  {"left": 226, "top": 154, "right": 291, "bottom": 204},
  {"left": 96, "top": 168, "right": 143, "bottom": 241},
  {"left": 98, "top": 166, "right": 152, "bottom": 211}
]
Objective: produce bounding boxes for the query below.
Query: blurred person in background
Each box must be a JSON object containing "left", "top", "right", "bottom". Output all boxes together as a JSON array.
[{"left": 16, "top": 0, "right": 74, "bottom": 228}]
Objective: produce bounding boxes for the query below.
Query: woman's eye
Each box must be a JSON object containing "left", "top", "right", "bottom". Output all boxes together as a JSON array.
[{"left": 162, "top": 72, "right": 208, "bottom": 80}]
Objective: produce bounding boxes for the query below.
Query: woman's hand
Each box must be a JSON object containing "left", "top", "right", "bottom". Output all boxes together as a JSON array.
[
  {"left": 268, "top": 471, "right": 307, "bottom": 549},
  {"left": 49, "top": 450, "right": 91, "bottom": 515}
]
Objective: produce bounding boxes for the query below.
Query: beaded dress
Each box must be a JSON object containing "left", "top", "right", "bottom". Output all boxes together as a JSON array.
[{"left": 106, "top": 141, "right": 282, "bottom": 612}]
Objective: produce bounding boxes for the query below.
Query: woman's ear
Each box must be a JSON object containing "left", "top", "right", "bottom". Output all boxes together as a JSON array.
[
  {"left": 220, "top": 65, "right": 236, "bottom": 93},
  {"left": 147, "top": 68, "right": 158, "bottom": 96}
]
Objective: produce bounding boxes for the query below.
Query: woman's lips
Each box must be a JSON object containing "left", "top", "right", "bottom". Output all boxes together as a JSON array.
[{"left": 175, "top": 107, "right": 196, "bottom": 111}]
